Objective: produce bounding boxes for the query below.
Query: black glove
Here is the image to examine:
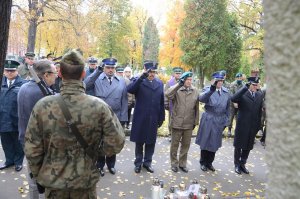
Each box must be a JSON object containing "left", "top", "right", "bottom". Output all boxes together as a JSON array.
[
  {"left": 140, "top": 69, "right": 150, "bottom": 80},
  {"left": 164, "top": 104, "right": 169, "bottom": 111},
  {"left": 98, "top": 63, "right": 105, "bottom": 73},
  {"left": 245, "top": 82, "right": 251, "bottom": 88},
  {"left": 210, "top": 80, "right": 218, "bottom": 91},
  {"left": 158, "top": 121, "right": 163, "bottom": 128},
  {"left": 36, "top": 182, "right": 45, "bottom": 194},
  {"left": 179, "top": 78, "right": 185, "bottom": 86}
]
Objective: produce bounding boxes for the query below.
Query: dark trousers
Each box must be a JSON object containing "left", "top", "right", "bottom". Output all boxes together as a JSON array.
[
  {"left": 234, "top": 148, "right": 250, "bottom": 166},
  {"left": 126, "top": 107, "right": 132, "bottom": 126},
  {"left": 228, "top": 107, "right": 238, "bottom": 129},
  {"left": 260, "top": 125, "right": 267, "bottom": 143},
  {"left": 96, "top": 155, "right": 116, "bottom": 169},
  {"left": 134, "top": 142, "right": 155, "bottom": 167},
  {"left": 0, "top": 132, "right": 24, "bottom": 165},
  {"left": 200, "top": 150, "right": 216, "bottom": 166}
]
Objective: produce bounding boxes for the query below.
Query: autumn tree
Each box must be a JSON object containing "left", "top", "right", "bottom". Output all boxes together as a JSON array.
[
  {"left": 229, "top": 0, "right": 264, "bottom": 74},
  {"left": 142, "top": 17, "right": 160, "bottom": 63},
  {"left": 96, "top": 0, "right": 132, "bottom": 64},
  {"left": 180, "top": 0, "right": 241, "bottom": 87},
  {"left": 127, "top": 6, "right": 148, "bottom": 69},
  {"left": 159, "top": 0, "right": 185, "bottom": 68},
  {"left": 0, "top": 0, "right": 13, "bottom": 90}
]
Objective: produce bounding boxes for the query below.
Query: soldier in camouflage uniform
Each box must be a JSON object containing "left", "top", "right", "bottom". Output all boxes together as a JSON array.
[
  {"left": 24, "top": 50, "right": 125, "bottom": 199},
  {"left": 227, "top": 73, "right": 245, "bottom": 137},
  {"left": 18, "top": 52, "right": 35, "bottom": 80}
]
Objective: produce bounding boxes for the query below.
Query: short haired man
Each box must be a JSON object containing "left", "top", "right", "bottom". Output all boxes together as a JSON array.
[
  {"left": 84, "top": 57, "right": 128, "bottom": 176},
  {"left": 18, "top": 60, "right": 57, "bottom": 199},
  {"left": 127, "top": 61, "right": 165, "bottom": 174},
  {"left": 0, "top": 60, "right": 26, "bottom": 172},
  {"left": 195, "top": 71, "right": 231, "bottom": 172},
  {"left": 24, "top": 50, "right": 125, "bottom": 198},
  {"left": 231, "top": 76, "right": 263, "bottom": 175},
  {"left": 18, "top": 52, "right": 35, "bottom": 80},
  {"left": 165, "top": 72, "right": 199, "bottom": 173}
]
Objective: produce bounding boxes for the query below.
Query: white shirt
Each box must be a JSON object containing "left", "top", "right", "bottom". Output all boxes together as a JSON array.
[{"left": 7, "top": 79, "right": 15, "bottom": 87}]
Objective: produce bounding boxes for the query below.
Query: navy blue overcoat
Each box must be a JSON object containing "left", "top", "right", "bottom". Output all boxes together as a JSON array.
[
  {"left": 127, "top": 77, "right": 165, "bottom": 144},
  {"left": 0, "top": 76, "right": 26, "bottom": 133}
]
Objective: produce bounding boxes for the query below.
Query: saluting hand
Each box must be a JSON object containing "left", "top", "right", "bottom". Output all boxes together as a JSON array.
[
  {"left": 140, "top": 69, "right": 150, "bottom": 80},
  {"left": 210, "top": 80, "right": 218, "bottom": 91}
]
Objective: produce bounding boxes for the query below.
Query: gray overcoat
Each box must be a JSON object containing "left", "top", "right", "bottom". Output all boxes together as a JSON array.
[{"left": 195, "top": 86, "right": 230, "bottom": 152}]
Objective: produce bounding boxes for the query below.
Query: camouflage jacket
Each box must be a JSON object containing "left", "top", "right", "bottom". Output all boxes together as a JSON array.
[{"left": 25, "top": 80, "right": 125, "bottom": 189}]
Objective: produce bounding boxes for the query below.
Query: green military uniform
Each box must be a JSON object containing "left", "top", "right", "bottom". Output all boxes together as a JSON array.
[
  {"left": 18, "top": 63, "right": 31, "bottom": 80},
  {"left": 18, "top": 52, "right": 35, "bottom": 80},
  {"left": 228, "top": 79, "right": 245, "bottom": 135},
  {"left": 25, "top": 80, "right": 125, "bottom": 199}
]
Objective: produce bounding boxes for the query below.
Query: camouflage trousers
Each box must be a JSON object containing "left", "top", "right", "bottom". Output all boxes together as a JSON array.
[{"left": 45, "top": 185, "right": 97, "bottom": 199}]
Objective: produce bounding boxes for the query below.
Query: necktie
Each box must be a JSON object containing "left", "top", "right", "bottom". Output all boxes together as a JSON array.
[
  {"left": 108, "top": 77, "right": 112, "bottom": 85},
  {"left": 252, "top": 92, "right": 255, "bottom": 98},
  {"left": 217, "top": 90, "right": 221, "bottom": 96},
  {"left": 8, "top": 80, "right": 12, "bottom": 88}
]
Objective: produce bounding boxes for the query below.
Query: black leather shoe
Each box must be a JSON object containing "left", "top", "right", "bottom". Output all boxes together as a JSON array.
[
  {"left": 15, "top": 165, "right": 23, "bottom": 172},
  {"left": 171, "top": 166, "right": 178, "bottom": 172},
  {"left": 143, "top": 165, "right": 154, "bottom": 173},
  {"left": 201, "top": 165, "right": 208, "bottom": 172},
  {"left": 134, "top": 166, "right": 141, "bottom": 173},
  {"left": 108, "top": 167, "right": 116, "bottom": 175},
  {"left": 207, "top": 165, "right": 215, "bottom": 172},
  {"left": 99, "top": 168, "right": 105, "bottom": 177},
  {"left": 240, "top": 164, "right": 249, "bottom": 174},
  {"left": 179, "top": 166, "right": 188, "bottom": 173},
  {"left": 0, "top": 163, "right": 14, "bottom": 170},
  {"left": 235, "top": 166, "right": 242, "bottom": 174}
]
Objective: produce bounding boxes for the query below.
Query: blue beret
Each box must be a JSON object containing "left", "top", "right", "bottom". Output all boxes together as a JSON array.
[
  {"left": 173, "top": 67, "right": 183, "bottom": 73},
  {"left": 4, "top": 60, "right": 20, "bottom": 70},
  {"left": 88, "top": 57, "right": 98, "bottom": 64},
  {"left": 247, "top": 76, "right": 260, "bottom": 84},
  {"left": 180, "top": 71, "right": 193, "bottom": 80},
  {"left": 144, "top": 61, "right": 158, "bottom": 71},
  {"left": 212, "top": 71, "right": 225, "bottom": 80},
  {"left": 235, "top": 72, "right": 243, "bottom": 78},
  {"left": 102, "top": 58, "right": 117, "bottom": 66}
]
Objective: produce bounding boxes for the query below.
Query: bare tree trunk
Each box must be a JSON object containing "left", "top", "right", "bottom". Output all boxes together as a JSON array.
[
  {"left": 27, "top": 18, "right": 38, "bottom": 52},
  {"left": 0, "top": 0, "right": 13, "bottom": 92}
]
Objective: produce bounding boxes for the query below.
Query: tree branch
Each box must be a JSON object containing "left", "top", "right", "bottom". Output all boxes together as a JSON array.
[
  {"left": 12, "top": 4, "right": 29, "bottom": 20},
  {"left": 240, "top": 23, "right": 257, "bottom": 33}
]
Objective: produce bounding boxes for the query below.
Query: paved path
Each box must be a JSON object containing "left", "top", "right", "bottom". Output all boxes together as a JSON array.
[{"left": 0, "top": 137, "right": 267, "bottom": 199}]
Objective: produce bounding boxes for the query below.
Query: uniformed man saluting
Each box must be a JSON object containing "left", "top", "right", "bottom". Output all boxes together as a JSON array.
[{"left": 84, "top": 57, "right": 128, "bottom": 176}]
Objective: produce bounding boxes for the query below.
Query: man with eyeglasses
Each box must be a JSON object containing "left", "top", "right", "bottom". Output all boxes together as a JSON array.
[
  {"left": 18, "top": 60, "right": 57, "bottom": 199},
  {"left": 84, "top": 57, "right": 128, "bottom": 177},
  {"left": 231, "top": 76, "right": 264, "bottom": 175},
  {"left": 18, "top": 52, "right": 35, "bottom": 80},
  {"left": 0, "top": 60, "right": 27, "bottom": 172}
]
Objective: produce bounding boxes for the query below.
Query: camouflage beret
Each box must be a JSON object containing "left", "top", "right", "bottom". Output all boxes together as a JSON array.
[{"left": 61, "top": 49, "right": 85, "bottom": 66}]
